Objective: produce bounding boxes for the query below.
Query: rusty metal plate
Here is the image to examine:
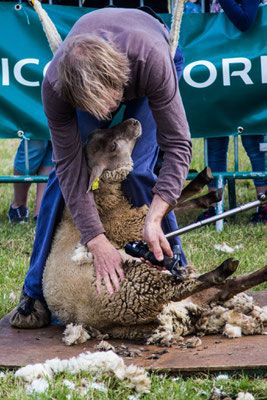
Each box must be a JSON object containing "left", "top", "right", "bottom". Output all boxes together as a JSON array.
[{"left": 0, "top": 291, "right": 266, "bottom": 372}]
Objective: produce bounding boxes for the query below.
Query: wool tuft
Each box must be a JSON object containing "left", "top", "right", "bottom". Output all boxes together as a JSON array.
[
  {"left": 25, "top": 378, "right": 49, "bottom": 395},
  {"left": 95, "top": 340, "right": 116, "bottom": 352},
  {"left": 71, "top": 244, "right": 93, "bottom": 265},
  {"left": 223, "top": 324, "right": 242, "bottom": 338},
  {"left": 63, "top": 323, "right": 91, "bottom": 345},
  {"left": 15, "top": 363, "right": 53, "bottom": 382},
  {"left": 236, "top": 393, "right": 255, "bottom": 400}
]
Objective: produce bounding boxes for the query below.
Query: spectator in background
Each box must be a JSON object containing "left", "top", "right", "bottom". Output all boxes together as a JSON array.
[
  {"left": 8, "top": 140, "right": 53, "bottom": 223},
  {"left": 184, "top": 0, "right": 201, "bottom": 14},
  {"left": 209, "top": 0, "right": 261, "bottom": 30},
  {"left": 198, "top": 0, "right": 267, "bottom": 224}
]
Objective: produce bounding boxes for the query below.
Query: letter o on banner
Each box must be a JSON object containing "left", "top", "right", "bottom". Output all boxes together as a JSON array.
[{"left": 183, "top": 60, "right": 217, "bottom": 88}]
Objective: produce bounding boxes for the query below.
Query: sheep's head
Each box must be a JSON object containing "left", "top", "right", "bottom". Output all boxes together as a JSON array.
[{"left": 85, "top": 119, "right": 141, "bottom": 191}]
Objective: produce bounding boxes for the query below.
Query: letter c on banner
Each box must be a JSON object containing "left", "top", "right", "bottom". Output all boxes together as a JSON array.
[
  {"left": 183, "top": 60, "right": 217, "bottom": 88},
  {"left": 14, "top": 58, "right": 40, "bottom": 87}
]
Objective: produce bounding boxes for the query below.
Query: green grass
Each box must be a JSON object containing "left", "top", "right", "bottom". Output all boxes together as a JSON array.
[
  {"left": 0, "top": 137, "right": 266, "bottom": 399},
  {"left": 0, "top": 370, "right": 266, "bottom": 399}
]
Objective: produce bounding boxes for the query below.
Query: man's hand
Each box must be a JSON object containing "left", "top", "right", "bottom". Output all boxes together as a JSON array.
[
  {"left": 87, "top": 234, "right": 125, "bottom": 295},
  {"left": 143, "top": 194, "right": 173, "bottom": 262}
]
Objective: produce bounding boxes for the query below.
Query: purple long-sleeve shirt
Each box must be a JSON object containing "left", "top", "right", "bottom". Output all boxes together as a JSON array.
[{"left": 42, "top": 8, "right": 192, "bottom": 245}]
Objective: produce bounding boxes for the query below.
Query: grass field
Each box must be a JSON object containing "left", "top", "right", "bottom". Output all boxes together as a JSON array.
[{"left": 0, "top": 137, "right": 266, "bottom": 399}]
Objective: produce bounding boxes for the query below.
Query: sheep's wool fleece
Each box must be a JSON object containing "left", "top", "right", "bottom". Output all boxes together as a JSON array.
[
  {"left": 15, "top": 350, "right": 150, "bottom": 393},
  {"left": 146, "top": 293, "right": 266, "bottom": 345}
]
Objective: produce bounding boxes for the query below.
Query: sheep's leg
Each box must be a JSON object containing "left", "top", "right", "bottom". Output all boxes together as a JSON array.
[
  {"left": 174, "top": 189, "right": 223, "bottom": 212},
  {"left": 190, "top": 265, "right": 267, "bottom": 305},
  {"left": 178, "top": 166, "right": 214, "bottom": 203},
  {"left": 169, "top": 258, "right": 239, "bottom": 302},
  {"left": 164, "top": 166, "right": 214, "bottom": 216}
]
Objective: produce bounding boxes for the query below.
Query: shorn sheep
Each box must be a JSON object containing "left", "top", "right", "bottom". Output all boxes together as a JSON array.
[{"left": 42, "top": 119, "right": 267, "bottom": 346}]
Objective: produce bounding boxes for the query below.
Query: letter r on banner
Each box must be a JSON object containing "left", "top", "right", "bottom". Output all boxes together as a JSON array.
[{"left": 222, "top": 58, "right": 253, "bottom": 86}]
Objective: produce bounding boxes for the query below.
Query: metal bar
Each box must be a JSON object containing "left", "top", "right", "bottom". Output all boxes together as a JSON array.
[
  {"left": 165, "top": 193, "right": 267, "bottom": 239},
  {"left": 139, "top": 0, "right": 144, "bottom": 6},
  {"left": 187, "top": 171, "right": 267, "bottom": 180},
  {"left": 204, "top": 137, "right": 208, "bottom": 167},
  {"left": 264, "top": 134, "right": 267, "bottom": 174},
  {"left": 215, "top": 174, "right": 224, "bottom": 232},
  {"left": 24, "top": 139, "right": 30, "bottom": 176},
  {"left": 234, "top": 135, "right": 239, "bottom": 172},
  {"left": 0, "top": 176, "right": 49, "bottom": 183},
  {"left": 3, "top": 171, "right": 265, "bottom": 184},
  {"left": 201, "top": 0, "right": 205, "bottom": 13},
  {"left": 78, "top": 0, "right": 83, "bottom": 7}
]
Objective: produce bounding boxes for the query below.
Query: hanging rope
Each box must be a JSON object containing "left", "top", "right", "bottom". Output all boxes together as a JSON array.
[
  {"left": 169, "top": 0, "right": 186, "bottom": 58},
  {"left": 28, "top": 0, "right": 62, "bottom": 54}
]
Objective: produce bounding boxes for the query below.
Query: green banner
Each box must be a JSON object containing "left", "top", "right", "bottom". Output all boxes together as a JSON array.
[
  {"left": 0, "top": 3, "right": 266, "bottom": 140},
  {"left": 179, "top": 7, "right": 267, "bottom": 138}
]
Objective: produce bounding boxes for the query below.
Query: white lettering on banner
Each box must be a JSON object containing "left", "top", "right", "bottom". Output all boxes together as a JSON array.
[
  {"left": 222, "top": 57, "right": 253, "bottom": 86},
  {"left": 183, "top": 60, "right": 217, "bottom": 88},
  {"left": 183, "top": 57, "right": 267, "bottom": 88},
  {"left": 1, "top": 56, "right": 266, "bottom": 88},
  {"left": 2, "top": 58, "right": 9, "bottom": 86},
  {"left": 14, "top": 58, "right": 40, "bottom": 87},
  {"left": 0, "top": 58, "right": 50, "bottom": 86},
  {"left": 261, "top": 55, "right": 267, "bottom": 84}
]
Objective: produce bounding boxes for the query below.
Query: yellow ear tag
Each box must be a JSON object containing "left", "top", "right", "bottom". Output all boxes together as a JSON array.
[{"left": 91, "top": 178, "right": 100, "bottom": 191}]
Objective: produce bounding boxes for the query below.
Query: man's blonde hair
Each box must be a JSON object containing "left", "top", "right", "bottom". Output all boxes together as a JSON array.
[{"left": 54, "top": 34, "right": 130, "bottom": 120}]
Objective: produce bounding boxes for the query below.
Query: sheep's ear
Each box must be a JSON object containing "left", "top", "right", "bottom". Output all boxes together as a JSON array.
[{"left": 87, "top": 165, "right": 105, "bottom": 193}]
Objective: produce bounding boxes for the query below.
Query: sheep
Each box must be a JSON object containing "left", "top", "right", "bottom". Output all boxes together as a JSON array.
[{"left": 43, "top": 119, "right": 267, "bottom": 346}]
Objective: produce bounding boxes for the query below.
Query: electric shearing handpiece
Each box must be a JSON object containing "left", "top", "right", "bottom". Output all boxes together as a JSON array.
[{"left": 125, "top": 240, "right": 185, "bottom": 279}]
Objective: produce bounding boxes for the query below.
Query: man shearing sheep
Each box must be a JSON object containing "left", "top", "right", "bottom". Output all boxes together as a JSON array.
[{"left": 10, "top": 6, "right": 192, "bottom": 329}]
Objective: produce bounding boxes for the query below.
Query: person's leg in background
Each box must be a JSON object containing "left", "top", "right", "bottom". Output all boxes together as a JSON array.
[
  {"left": 197, "top": 136, "right": 229, "bottom": 221},
  {"left": 241, "top": 135, "right": 267, "bottom": 223},
  {"left": 8, "top": 140, "right": 53, "bottom": 223},
  {"left": 9, "top": 168, "right": 31, "bottom": 223}
]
